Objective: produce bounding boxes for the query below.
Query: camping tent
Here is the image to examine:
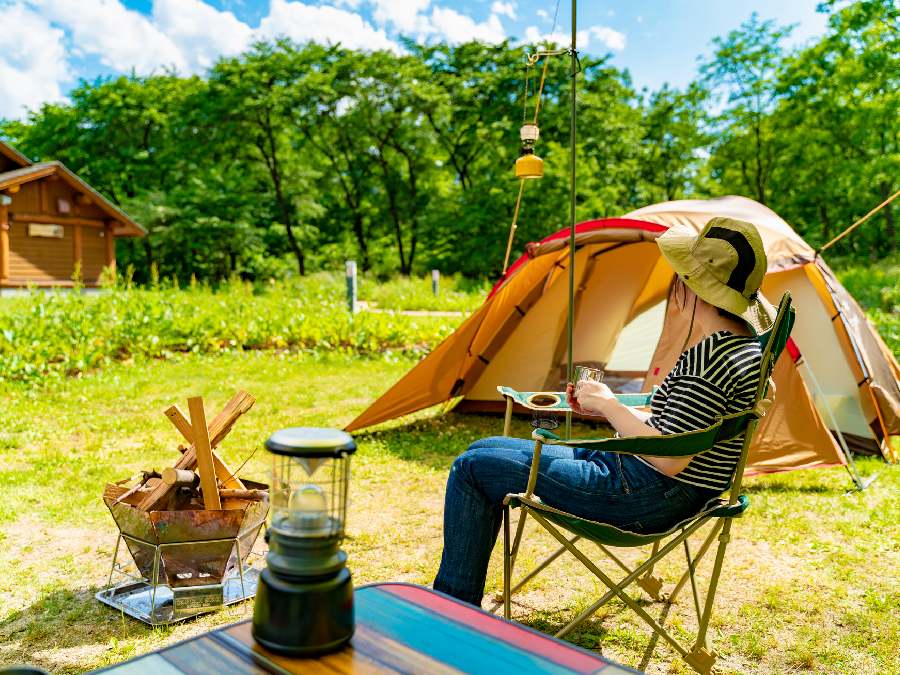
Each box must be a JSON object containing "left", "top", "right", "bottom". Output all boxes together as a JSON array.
[{"left": 347, "top": 196, "right": 900, "bottom": 475}]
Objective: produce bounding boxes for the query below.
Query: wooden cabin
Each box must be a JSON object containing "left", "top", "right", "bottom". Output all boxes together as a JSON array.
[{"left": 0, "top": 141, "right": 144, "bottom": 289}]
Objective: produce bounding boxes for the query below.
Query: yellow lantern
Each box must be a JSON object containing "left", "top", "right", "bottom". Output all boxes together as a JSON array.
[{"left": 515, "top": 123, "right": 543, "bottom": 179}]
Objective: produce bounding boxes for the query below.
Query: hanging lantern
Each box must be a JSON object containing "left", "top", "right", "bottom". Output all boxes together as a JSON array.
[
  {"left": 252, "top": 427, "right": 356, "bottom": 656},
  {"left": 515, "top": 123, "right": 543, "bottom": 179}
]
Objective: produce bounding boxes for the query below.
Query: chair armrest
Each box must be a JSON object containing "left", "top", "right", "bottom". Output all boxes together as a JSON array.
[
  {"left": 551, "top": 430, "right": 713, "bottom": 457},
  {"left": 549, "top": 409, "right": 757, "bottom": 458},
  {"left": 613, "top": 391, "right": 654, "bottom": 407},
  {"left": 532, "top": 428, "right": 562, "bottom": 442},
  {"left": 497, "top": 385, "right": 655, "bottom": 412}
]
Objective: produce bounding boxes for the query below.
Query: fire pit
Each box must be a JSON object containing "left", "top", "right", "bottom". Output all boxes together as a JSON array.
[{"left": 96, "top": 391, "right": 269, "bottom": 625}]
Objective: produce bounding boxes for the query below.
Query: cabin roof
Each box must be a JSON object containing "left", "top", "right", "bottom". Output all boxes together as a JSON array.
[
  {"left": 0, "top": 161, "right": 144, "bottom": 237},
  {"left": 0, "top": 140, "right": 32, "bottom": 168}
]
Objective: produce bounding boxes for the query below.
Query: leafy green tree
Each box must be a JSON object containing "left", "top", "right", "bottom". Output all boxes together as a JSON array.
[
  {"left": 639, "top": 84, "right": 710, "bottom": 203},
  {"left": 207, "top": 41, "right": 325, "bottom": 275},
  {"left": 769, "top": 0, "right": 898, "bottom": 255},
  {"left": 701, "top": 13, "right": 794, "bottom": 205}
]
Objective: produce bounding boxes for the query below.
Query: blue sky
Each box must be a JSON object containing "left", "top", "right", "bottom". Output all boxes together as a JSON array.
[{"left": 0, "top": 0, "right": 830, "bottom": 119}]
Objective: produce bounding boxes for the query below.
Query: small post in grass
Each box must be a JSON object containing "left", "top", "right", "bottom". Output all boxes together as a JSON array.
[
  {"left": 432, "top": 269, "right": 440, "bottom": 297},
  {"left": 346, "top": 260, "right": 358, "bottom": 314}
]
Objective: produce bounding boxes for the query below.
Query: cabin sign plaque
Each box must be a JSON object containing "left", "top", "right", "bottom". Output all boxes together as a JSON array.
[{"left": 28, "top": 223, "right": 64, "bottom": 238}]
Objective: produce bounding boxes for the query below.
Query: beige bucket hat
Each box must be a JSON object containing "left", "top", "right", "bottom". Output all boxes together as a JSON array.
[{"left": 657, "top": 216, "right": 776, "bottom": 334}]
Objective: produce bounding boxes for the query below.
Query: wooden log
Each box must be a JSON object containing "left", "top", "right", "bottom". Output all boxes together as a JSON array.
[
  {"left": 164, "top": 394, "right": 251, "bottom": 488},
  {"left": 104, "top": 482, "right": 152, "bottom": 506},
  {"left": 218, "top": 489, "right": 268, "bottom": 501},
  {"left": 161, "top": 467, "right": 198, "bottom": 487},
  {"left": 189, "top": 396, "right": 221, "bottom": 510},
  {"left": 103, "top": 483, "right": 131, "bottom": 501},
  {"left": 138, "top": 391, "right": 253, "bottom": 511}
]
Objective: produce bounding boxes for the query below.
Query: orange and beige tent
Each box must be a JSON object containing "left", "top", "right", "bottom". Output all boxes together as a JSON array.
[{"left": 347, "top": 196, "right": 899, "bottom": 477}]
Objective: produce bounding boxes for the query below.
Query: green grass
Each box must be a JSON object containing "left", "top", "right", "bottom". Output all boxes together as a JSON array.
[
  {"left": 0, "top": 257, "right": 895, "bottom": 387},
  {"left": 0, "top": 273, "right": 481, "bottom": 385},
  {"left": 0, "top": 351, "right": 896, "bottom": 674},
  {"left": 360, "top": 273, "right": 491, "bottom": 312}
]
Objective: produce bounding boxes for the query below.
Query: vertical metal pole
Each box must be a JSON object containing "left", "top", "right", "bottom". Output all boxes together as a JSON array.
[
  {"left": 503, "top": 505, "right": 512, "bottom": 619},
  {"left": 345, "top": 260, "right": 357, "bottom": 314},
  {"left": 432, "top": 269, "right": 440, "bottom": 296},
  {"left": 565, "top": 0, "right": 577, "bottom": 439},
  {"left": 105, "top": 534, "right": 123, "bottom": 592}
]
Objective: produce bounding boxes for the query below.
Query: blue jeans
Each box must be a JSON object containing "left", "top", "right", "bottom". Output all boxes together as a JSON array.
[{"left": 433, "top": 436, "right": 718, "bottom": 605}]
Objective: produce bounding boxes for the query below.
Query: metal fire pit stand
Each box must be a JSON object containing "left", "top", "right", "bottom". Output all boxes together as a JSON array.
[{"left": 96, "top": 526, "right": 265, "bottom": 626}]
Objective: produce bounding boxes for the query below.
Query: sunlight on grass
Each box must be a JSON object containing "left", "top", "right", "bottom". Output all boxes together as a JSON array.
[{"left": 0, "top": 351, "right": 897, "bottom": 674}]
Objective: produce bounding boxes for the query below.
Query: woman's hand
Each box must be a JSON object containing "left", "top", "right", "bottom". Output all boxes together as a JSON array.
[{"left": 566, "top": 380, "right": 616, "bottom": 416}]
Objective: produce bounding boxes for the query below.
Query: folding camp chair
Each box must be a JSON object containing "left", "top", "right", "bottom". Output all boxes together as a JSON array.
[{"left": 496, "top": 293, "right": 794, "bottom": 675}]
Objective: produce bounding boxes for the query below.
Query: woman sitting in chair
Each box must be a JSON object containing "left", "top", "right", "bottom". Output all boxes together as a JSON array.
[{"left": 433, "top": 217, "right": 777, "bottom": 606}]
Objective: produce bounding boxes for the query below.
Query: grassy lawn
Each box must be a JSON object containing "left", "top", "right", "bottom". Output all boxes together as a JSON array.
[{"left": 0, "top": 350, "right": 896, "bottom": 674}]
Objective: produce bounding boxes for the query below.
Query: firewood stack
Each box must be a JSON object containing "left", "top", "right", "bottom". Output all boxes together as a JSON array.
[{"left": 104, "top": 390, "right": 267, "bottom": 512}]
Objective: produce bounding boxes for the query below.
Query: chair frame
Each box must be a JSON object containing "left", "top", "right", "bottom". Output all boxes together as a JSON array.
[{"left": 496, "top": 293, "right": 794, "bottom": 675}]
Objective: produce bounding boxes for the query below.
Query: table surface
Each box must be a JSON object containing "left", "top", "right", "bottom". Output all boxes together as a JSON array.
[{"left": 96, "top": 582, "right": 639, "bottom": 674}]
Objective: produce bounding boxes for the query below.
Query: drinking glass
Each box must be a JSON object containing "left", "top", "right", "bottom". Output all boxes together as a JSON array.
[{"left": 573, "top": 365, "right": 604, "bottom": 385}]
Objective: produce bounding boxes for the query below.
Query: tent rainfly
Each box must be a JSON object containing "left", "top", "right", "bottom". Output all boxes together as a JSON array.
[{"left": 347, "top": 196, "right": 900, "bottom": 477}]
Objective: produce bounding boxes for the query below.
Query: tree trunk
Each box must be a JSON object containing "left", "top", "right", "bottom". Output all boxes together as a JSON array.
[
  {"left": 259, "top": 111, "right": 305, "bottom": 275},
  {"left": 352, "top": 214, "right": 370, "bottom": 270}
]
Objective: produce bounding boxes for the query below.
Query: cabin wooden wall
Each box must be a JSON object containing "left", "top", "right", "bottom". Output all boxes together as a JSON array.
[
  {"left": 3, "top": 177, "right": 115, "bottom": 286},
  {"left": 8, "top": 218, "right": 74, "bottom": 282},
  {"left": 83, "top": 227, "right": 107, "bottom": 281}
]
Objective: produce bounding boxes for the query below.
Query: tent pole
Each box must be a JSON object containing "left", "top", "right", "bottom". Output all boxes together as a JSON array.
[
  {"left": 798, "top": 358, "right": 872, "bottom": 492},
  {"left": 565, "top": 0, "right": 577, "bottom": 440}
]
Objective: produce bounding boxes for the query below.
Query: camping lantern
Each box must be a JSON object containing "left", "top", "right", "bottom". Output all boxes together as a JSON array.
[
  {"left": 515, "top": 123, "right": 544, "bottom": 179},
  {"left": 252, "top": 427, "right": 356, "bottom": 656}
]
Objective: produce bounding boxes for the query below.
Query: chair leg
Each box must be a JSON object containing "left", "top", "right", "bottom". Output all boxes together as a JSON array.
[
  {"left": 529, "top": 510, "right": 705, "bottom": 661},
  {"left": 637, "top": 541, "right": 666, "bottom": 601},
  {"left": 684, "top": 519, "right": 734, "bottom": 674},
  {"left": 490, "top": 537, "right": 579, "bottom": 613},
  {"left": 669, "top": 521, "right": 722, "bottom": 605},
  {"left": 596, "top": 542, "right": 665, "bottom": 603},
  {"left": 503, "top": 397, "right": 513, "bottom": 437},
  {"left": 503, "top": 505, "right": 512, "bottom": 620}
]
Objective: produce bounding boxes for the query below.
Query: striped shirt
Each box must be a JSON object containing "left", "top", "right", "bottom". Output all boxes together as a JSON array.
[{"left": 646, "top": 331, "right": 762, "bottom": 492}]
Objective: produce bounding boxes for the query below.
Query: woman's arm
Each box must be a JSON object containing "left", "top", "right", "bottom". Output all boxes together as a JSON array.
[
  {"left": 567, "top": 382, "right": 660, "bottom": 437},
  {"left": 568, "top": 381, "right": 694, "bottom": 476}
]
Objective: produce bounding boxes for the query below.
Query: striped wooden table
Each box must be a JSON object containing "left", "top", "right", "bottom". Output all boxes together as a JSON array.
[{"left": 96, "top": 583, "right": 639, "bottom": 674}]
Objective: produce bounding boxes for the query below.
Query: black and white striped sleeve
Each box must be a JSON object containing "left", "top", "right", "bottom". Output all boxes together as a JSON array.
[{"left": 647, "top": 375, "right": 729, "bottom": 434}]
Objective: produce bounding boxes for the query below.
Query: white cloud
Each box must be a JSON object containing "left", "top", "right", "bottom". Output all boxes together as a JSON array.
[
  {"left": 523, "top": 24, "right": 625, "bottom": 52},
  {"left": 34, "top": 0, "right": 187, "bottom": 73},
  {"left": 1, "top": 0, "right": 522, "bottom": 119},
  {"left": 490, "top": 1, "right": 516, "bottom": 20},
  {"left": 430, "top": 6, "right": 505, "bottom": 43},
  {"left": 0, "top": 3, "right": 70, "bottom": 119},
  {"left": 370, "top": 0, "right": 433, "bottom": 34},
  {"left": 591, "top": 26, "right": 626, "bottom": 51},
  {"left": 523, "top": 26, "right": 588, "bottom": 48},
  {"left": 258, "top": 0, "right": 397, "bottom": 51},
  {"left": 152, "top": 0, "right": 254, "bottom": 72},
  {"left": 536, "top": 8, "right": 548, "bottom": 21}
]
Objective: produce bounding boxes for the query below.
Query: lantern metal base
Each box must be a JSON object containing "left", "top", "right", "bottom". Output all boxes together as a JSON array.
[
  {"left": 252, "top": 565, "right": 354, "bottom": 656},
  {"left": 96, "top": 532, "right": 264, "bottom": 626}
]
